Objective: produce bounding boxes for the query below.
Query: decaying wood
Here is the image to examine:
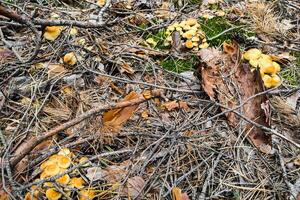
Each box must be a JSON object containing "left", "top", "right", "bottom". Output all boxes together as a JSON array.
[{"left": 198, "top": 42, "right": 272, "bottom": 153}]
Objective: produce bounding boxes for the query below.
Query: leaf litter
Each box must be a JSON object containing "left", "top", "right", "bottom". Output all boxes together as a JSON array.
[{"left": 0, "top": 0, "right": 299, "bottom": 199}]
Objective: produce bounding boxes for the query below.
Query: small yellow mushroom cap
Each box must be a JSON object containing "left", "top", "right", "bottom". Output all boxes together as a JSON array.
[
  {"left": 249, "top": 59, "right": 259, "bottom": 68},
  {"left": 192, "top": 42, "right": 198, "bottom": 47},
  {"left": 259, "top": 58, "right": 275, "bottom": 74},
  {"left": 57, "top": 155, "right": 72, "bottom": 169},
  {"left": 63, "top": 52, "right": 77, "bottom": 66},
  {"left": 179, "top": 20, "right": 186, "bottom": 27},
  {"left": 243, "top": 48, "right": 262, "bottom": 61},
  {"left": 186, "top": 18, "right": 198, "bottom": 26},
  {"left": 45, "top": 188, "right": 62, "bottom": 200},
  {"left": 43, "top": 26, "right": 62, "bottom": 41},
  {"left": 43, "top": 182, "right": 54, "bottom": 187},
  {"left": 167, "top": 25, "right": 175, "bottom": 32},
  {"left": 40, "top": 160, "right": 56, "bottom": 171},
  {"left": 199, "top": 42, "right": 209, "bottom": 49},
  {"left": 58, "top": 148, "right": 71, "bottom": 156},
  {"left": 40, "top": 171, "right": 49, "bottom": 179},
  {"left": 183, "top": 32, "right": 193, "bottom": 39},
  {"left": 97, "top": 0, "right": 106, "bottom": 6},
  {"left": 262, "top": 74, "right": 281, "bottom": 88},
  {"left": 44, "top": 164, "right": 60, "bottom": 177},
  {"left": 146, "top": 38, "right": 157, "bottom": 47},
  {"left": 191, "top": 36, "right": 200, "bottom": 42},
  {"left": 48, "top": 155, "right": 60, "bottom": 162},
  {"left": 185, "top": 40, "right": 194, "bottom": 48},
  {"left": 69, "top": 177, "right": 85, "bottom": 189},
  {"left": 69, "top": 28, "right": 78, "bottom": 36},
  {"left": 56, "top": 174, "right": 70, "bottom": 185},
  {"left": 24, "top": 192, "right": 38, "bottom": 200},
  {"left": 79, "top": 189, "right": 95, "bottom": 200}
]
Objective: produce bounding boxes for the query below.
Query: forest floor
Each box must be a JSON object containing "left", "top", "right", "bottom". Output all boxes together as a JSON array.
[{"left": 0, "top": 0, "right": 300, "bottom": 199}]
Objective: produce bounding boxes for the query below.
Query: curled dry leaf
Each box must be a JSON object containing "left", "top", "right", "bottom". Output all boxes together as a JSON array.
[
  {"left": 48, "top": 64, "right": 67, "bottom": 77},
  {"left": 198, "top": 42, "right": 272, "bottom": 153},
  {"left": 102, "top": 91, "right": 142, "bottom": 132},
  {"left": 126, "top": 176, "right": 145, "bottom": 199},
  {"left": 162, "top": 100, "right": 189, "bottom": 111}
]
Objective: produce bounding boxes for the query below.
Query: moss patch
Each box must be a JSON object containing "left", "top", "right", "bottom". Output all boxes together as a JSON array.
[
  {"left": 199, "top": 17, "right": 254, "bottom": 46},
  {"left": 160, "top": 56, "right": 199, "bottom": 73},
  {"left": 281, "top": 52, "right": 300, "bottom": 86}
]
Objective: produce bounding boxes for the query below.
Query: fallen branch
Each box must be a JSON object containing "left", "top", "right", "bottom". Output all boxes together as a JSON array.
[
  {"left": 0, "top": 3, "right": 113, "bottom": 28},
  {"left": 7, "top": 90, "right": 161, "bottom": 168}
]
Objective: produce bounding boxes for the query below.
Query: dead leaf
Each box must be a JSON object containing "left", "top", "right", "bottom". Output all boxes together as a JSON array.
[
  {"left": 126, "top": 176, "right": 145, "bottom": 199},
  {"left": 286, "top": 91, "right": 300, "bottom": 110},
  {"left": 162, "top": 101, "right": 189, "bottom": 111},
  {"left": 120, "top": 63, "right": 135, "bottom": 74},
  {"left": 199, "top": 42, "right": 272, "bottom": 153},
  {"left": 102, "top": 91, "right": 142, "bottom": 132},
  {"left": 48, "top": 64, "right": 67, "bottom": 77},
  {"left": 0, "top": 189, "right": 9, "bottom": 200},
  {"left": 172, "top": 187, "right": 190, "bottom": 200}
]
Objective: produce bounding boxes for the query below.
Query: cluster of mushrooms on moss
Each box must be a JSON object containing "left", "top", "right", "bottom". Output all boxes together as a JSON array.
[
  {"left": 24, "top": 148, "right": 95, "bottom": 200},
  {"left": 164, "top": 18, "right": 209, "bottom": 50},
  {"left": 243, "top": 48, "right": 281, "bottom": 88}
]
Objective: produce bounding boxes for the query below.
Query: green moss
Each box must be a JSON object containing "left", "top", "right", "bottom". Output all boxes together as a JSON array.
[
  {"left": 144, "top": 29, "right": 168, "bottom": 49},
  {"left": 161, "top": 56, "right": 199, "bottom": 73},
  {"left": 281, "top": 52, "right": 300, "bottom": 86},
  {"left": 199, "top": 17, "right": 255, "bottom": 46}
]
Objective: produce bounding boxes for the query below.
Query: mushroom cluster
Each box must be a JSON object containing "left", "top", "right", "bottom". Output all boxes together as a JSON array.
[
  {"left": 164, "top": 18, "right": 209, "bottom": 50},
  {"left": 24, "top": 148, "right": 96, "bottom": 200},
  {"left": 243, "top": 48, "right": 281, "bottom": 88}
]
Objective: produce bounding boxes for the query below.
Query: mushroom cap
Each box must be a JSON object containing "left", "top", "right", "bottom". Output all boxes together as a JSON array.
[
  {"left": 43, "top": 182, "right": 54, "bottom": 187},
  {"left": 44, "top": 164, "right": 60, "bottom": 177},
  {"left": 262, "top": 74, "right": 281, "bottom": 88},
  {"left": 57, "top": 155, "right": 72, "bottom": 169},
  {"left": 40, "top": 160, "right": 56, "bottom": 171},
  {"left": 40, "top": 171, "right": 49, "bottom": 179},
  {"left": 191, "top": 36, "right": 200, "bottom": 42},
  {"left": 186, "top": 18, "right": 198, "bottom": 26},
  {"left": 243, "top": 48, "right": 262, "bottom": 61},
  {"left": 259, "top": 58, "right": 275, "bottom": 74},
  {"left": 45, "top": 188, "right": 62, "bottom": 200},
  {"left": 44, "top": 26, "right": 62, "bottom": 41},
  {"left": 56, "top": 174, "right": 70, "bottom": 185},
  {"left": 272, "top": 62, "right": 281, "bottom": 73},
  {"left": 58, "top": 148, "right": 71, "bottom": 157},
  {"left": 63, "top": 52, "right": 77, "bottom": 66},
  {"left": 199, "top": 42, "right": 209, "bottom": 49},
  {"left": 79, "top": 157, "right": 90, "bottom": 166},
  {"left": 185, "top": 40, "right": 194, "bottom": 48},
  {"left": 249, "top": 59, "right": 259, "bottom": 68},
  {"left": 69, "top": 177, "right": 85, "bottom": 189},
  {"left": 79, "top": 189, "right": 95, "bottom": 200}
]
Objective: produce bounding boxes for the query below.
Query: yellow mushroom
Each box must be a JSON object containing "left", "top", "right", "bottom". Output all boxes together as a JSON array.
[
  {"left": 191, "top": 36, "right": 200, "bottom": 42},
  {"left": 40, "top": 160, "right": 56, "bottom": 171},
  {"left": 45, "top": 188, "right": 62, "bottom": 200},
  {"left": 79, "top": 189, "right": 95, "bottom": 200},
  {"left": 48, "top": 155, "right": 60, "bottom": 162},
  {"left": 40, "top": 171, "right": 49, "bottom": 179},
  {"left": 186, "top": 18, "right": 198, "bottom": 26},
  {"left": 272, "top": 62, "right": 281, "bottom": 72},
  {"left": 185, "top": 40, "right": 194, "bottom": 49},
  {"left": 183, "top": 25, "right": 191, "bottom": 31},
  {"left": 44, "top": 164, "right": 60, "bottom": 177},
  {"left": 199, "top": 42, "right": 209, "bottom": 49},
  {"left": 243, "top": 48, "right": 262, "bottom": 61},
  {"left": 259, "top": 57, "right": 275, "bottom": 74},
  {"left": 69, "top": 177, "right": 85, "bottom": 189},
  {"left": 262, "top": 74, "right": 281, "bottom": 88},
  {"left": 192, "top": 42, "right": 198, "bottom": 47},
  {"left": 69, "top": 28, "right": 78, "bottom": 36},
  {"left": 57, "top": 155, "right": 72, "bottom": 169},
  {"left": 56, "top": 174, "right": 70, "bottom": 185},
  {"left": 43, "top": 26, "right": 62, "bottom": 41},
  {"left": 146, "top": 38, "right": 157, "bottom": 47},
  {"left": 58, "top": 148, "right": 71, "bottom": 156},
  {"left": 43, "top": 182, "right": 54, "bottom": 188},
  {"left": 97, "top": 0, "right": 106, "bottom": 6},
  {"left": 249, "top": 59, "right": 259, "bottom": 68},
  {"left": 63, "top": 52, "right": 77, "bottom": 66},
  {"left": 167, "top": 25, "right": 175, "bottom": 32}
]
